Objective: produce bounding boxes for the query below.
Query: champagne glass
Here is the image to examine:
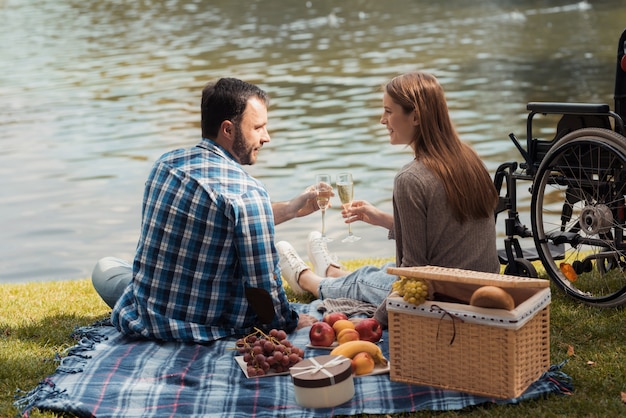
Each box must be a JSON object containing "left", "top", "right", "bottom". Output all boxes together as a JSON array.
[
  {"left": 315, "top": 174, "right": 333, "bottom": 242},
  {"left": 336, "top": 172, "right": 361, "bottom": 243}
]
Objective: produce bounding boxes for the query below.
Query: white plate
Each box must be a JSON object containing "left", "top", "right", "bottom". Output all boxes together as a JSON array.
[
  {"left": 305, "top": 341, "right": 338, "bottom": 350},
  {"left": 235, "top": 356, "right": 290, "bottom": 378},
  {"left": 358, "top": 362, "right": 390, "bottom": 377},
  {"left": 235, "top": 356, "right": 390, "bottom": 378}
]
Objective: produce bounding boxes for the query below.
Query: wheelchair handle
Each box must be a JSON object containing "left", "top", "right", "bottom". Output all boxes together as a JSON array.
[{"left": 527, "top": 102, "right": 610, "bottom": 114}]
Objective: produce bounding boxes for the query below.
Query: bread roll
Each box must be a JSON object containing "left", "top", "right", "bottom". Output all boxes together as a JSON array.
[{"left": 469, "top": 286, "right": 515, "bottom": 310}]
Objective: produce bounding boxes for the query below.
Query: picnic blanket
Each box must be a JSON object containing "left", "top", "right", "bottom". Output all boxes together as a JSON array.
[{"left": 15, "top": 301, "right": 572, "bottom": 417}]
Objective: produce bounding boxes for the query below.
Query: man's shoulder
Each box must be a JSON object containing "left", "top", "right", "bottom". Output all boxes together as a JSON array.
[
  {"left": 157, "top": 145, "right": 203, "bottom": 161},
  {"left": 153, "top": 145, "right": 228, "bottom": 173},
  {"left": 150, "top": 145, "right": 266, "bottom": 197}
]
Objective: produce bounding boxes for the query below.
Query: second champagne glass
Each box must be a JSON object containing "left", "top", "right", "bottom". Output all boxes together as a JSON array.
[
  {"left": 336, "top": 172, "right": 361, "bottom": 243},
  {"left": 315, "top": 174, "right": 333, "bottom": 242}
]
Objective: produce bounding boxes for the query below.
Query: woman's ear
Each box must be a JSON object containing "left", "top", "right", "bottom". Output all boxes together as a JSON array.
[{"left": 411, "top": 109, "right": 420, "bottom": 126}]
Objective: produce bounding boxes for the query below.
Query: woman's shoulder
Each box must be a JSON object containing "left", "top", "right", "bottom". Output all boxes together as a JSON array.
[
  {"left": 394, "top": 160, "right": 442, "bottom": 198},
  {"left": 397, "top": 159, "right": 436, "bottom": 181}
]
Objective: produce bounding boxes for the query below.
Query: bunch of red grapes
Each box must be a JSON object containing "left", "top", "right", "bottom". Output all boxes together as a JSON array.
[{"left": 235, "top": 328, "right": 305, "bottom": 377}]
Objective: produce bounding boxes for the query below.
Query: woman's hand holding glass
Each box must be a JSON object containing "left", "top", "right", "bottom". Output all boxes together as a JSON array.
[{"left": 341, "top": 199, "right": 394, "bottom": 231}]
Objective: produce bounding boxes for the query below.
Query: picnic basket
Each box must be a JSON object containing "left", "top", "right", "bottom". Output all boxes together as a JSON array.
[{"left": 386, "top": 265, "right": 551, "bottom": 399}]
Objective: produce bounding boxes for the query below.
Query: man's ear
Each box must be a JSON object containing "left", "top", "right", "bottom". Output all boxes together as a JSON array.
[{"left": 220, "top": 120, "right": 234, "bottom": 140}]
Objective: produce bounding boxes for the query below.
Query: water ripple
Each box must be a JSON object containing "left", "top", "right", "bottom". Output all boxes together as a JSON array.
[{"left": 1, "top": 0, "right": 624, "bottom": 281}]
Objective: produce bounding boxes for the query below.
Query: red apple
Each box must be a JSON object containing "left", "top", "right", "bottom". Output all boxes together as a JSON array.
[
  {"left": 354, "top": 318, "right": 383, "bottom": 343},
  {"left": 309, "top": 321, "right": 336, "bottom": 347},
  {"left": 322, "top": 312, "right": 349, "bottom": 327}
]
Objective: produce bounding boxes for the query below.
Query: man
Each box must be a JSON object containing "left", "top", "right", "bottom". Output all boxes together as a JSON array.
[{"left": 92, "top": 78, "right": 317, "bottom": 343}]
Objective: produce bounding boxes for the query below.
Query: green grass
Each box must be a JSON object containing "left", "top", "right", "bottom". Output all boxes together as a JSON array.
[{"left": 1, "top": 259, "right": 625, "bottom": 417}]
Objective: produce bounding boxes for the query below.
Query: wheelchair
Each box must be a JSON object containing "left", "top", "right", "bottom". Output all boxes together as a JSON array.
[{"left": 494, "top": 28, "right": 626, "bottom": 307}]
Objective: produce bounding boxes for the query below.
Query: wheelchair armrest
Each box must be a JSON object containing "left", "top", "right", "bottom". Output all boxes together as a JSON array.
[{"left": 527, "top": 102, "right": 611, "bottom": 114}]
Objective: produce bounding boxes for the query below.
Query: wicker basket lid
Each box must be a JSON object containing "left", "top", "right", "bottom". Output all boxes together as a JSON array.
[{"left": 387, "top": 265, "right": 549, "bottom": 288}]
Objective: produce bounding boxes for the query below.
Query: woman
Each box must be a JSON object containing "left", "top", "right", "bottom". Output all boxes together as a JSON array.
[{"left": 277, "top": 71, "right": 500, "bottom": 323}]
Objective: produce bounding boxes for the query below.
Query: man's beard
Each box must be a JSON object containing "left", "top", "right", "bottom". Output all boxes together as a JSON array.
[{"left": 232, "top": 125, "right": 256, "bottom": 165}]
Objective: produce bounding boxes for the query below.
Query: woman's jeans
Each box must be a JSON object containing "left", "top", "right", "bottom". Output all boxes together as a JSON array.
[{"left": 318, "top": 261, "right": 396, "bottom": 306}]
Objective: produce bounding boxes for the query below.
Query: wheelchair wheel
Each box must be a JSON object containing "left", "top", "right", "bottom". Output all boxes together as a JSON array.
[
  {"left": 530, "top": 128, "right": 626, "bottom": 307},
  {"left": 504, "top": 258, "right": 538, "bottom": 278}
]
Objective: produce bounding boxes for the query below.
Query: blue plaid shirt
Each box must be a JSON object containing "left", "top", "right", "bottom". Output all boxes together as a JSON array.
[{"left": 111, "top": 139, "right": 299, "bottom": 342}]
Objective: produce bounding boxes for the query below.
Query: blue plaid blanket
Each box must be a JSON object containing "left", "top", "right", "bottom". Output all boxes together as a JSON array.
[{"left": 15, "top": 301, "right": 572, "bottom": 417}]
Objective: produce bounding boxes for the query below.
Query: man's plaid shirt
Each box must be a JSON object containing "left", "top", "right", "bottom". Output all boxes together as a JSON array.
[{"left": 112, "top": 138, "right": 299, "bottom": 342}]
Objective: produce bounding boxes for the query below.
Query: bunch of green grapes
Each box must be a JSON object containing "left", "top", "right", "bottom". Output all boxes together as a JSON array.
[{"left": 392, "top": 276, "right": 429, "bottom": 306}]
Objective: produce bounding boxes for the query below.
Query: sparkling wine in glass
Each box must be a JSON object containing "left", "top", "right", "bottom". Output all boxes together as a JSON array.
[
  {"left": 336, "top": 172, "right": 361, "bottom": 243},
  {"left": 315, "top": 174, "right": 333, "bottom": 242}
]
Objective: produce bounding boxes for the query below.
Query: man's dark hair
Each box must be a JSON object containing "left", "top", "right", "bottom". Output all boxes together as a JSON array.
[{"left": 201, "top": 78, "right": 269, "bottom": 139}]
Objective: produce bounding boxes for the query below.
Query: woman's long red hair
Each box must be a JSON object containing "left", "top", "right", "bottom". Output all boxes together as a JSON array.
[{"left": 385, "top": 72, "right": 498, "bottom": 222}]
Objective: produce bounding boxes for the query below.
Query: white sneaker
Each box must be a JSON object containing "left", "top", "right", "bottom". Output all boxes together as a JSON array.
[
  {"left": 276, "top": 241, "right": 309, "bottom": 295},
  {"left": 307, "top": 231, "right": 341, "bottom": 276}
]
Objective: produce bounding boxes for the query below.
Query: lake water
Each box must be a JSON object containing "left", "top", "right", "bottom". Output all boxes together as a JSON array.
[{"left": 1, "top": 0, "right": 625, "bottom": 282}]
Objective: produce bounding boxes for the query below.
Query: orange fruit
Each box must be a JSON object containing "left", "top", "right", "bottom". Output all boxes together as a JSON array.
[
  {"left": 336, "top": 328, "right": 360, "bottom": 344},
  {"left": 351, "top": 352, "right": 375, "bottom": 375},
  {"left": 332, "top": 319, "right": 355, "bottom": 334}
]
